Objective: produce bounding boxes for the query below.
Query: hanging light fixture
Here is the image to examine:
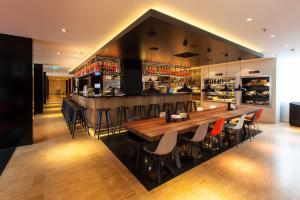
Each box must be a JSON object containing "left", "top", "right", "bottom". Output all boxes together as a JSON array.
[
  {"left": 223, "top": 53, "right": 231, "bottom": 92},
  {"left": 202, "top": 48, "right": 212, "bottom": 92},
  {"left": 234, "top": 57, "right": 245, "bottom": 91}
]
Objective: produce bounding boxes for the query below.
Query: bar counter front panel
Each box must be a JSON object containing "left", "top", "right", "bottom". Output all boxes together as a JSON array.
[{"left": 71, "top": 93, "right": 193, "bottom": 125}]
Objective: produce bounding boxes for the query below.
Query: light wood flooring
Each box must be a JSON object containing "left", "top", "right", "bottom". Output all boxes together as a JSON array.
[
  {"left": 1, "top": 96, "right": 300, "bottom": 200},
  {"left": 33, "top": 95, "right": 68, "bottom": 143}
]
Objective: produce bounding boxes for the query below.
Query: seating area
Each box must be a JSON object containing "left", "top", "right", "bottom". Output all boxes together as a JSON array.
[
  {"left": 99, "top": 105, "right": 264, "bottom": 189},
  {"left": 61, "top": 95, "right": 265, "bottom": 189}
]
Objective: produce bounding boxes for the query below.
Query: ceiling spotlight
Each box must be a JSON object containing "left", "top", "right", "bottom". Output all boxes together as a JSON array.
[
  {"left": 147, "top": 31, "right": 157, "bottom": 38},
  {"left": 270, "top": 34, "right": 276, "bottom": 38},
  {"left": 183, "top": 39, "right": 188, "bottom": 46},
  {"left": 149, "top": 46, "right": 159, "bottom": 51},
  {"left": 61, "top": 28, "right": 68, "bottom": 32},
  {"left": 285, "top": 44, "right": 289, "bottom": 48},
  {"left": 246, "top": 18, "right": 253, "bottom": 22},
  {"left": 57, "top": 51, "right": 61, "bottom": 55}
]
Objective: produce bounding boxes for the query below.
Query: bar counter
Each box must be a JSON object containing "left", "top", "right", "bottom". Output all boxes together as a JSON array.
[{"left": 71, "top": 93, "right": 193, "bottom": 125}]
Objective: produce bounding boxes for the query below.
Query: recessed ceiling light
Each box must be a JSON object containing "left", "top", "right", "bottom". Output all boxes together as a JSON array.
[
  {"left": 285, "top": 44, "right": 289, "bottom": 48},
  {"left": 246, "top": 18, "right": 253, "bottom": 22},
  {"left": 270, "top": 34, "right": 276, "bottom": 38},
  {"left": 61, "top": 28, "right": 68, "bottom": 32},
  {"left": 57, "top": 51, "right": 61, "bottom": 55}
]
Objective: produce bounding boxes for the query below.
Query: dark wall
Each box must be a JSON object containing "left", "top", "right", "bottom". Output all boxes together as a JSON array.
[
  {"left": 66, "top": 80, "right": 69, "bottom": 95},
  {"left": 46, "top": 78, "right": 49, "bottom": 97},
  {"left": 121, "top": 59, "right": 142, "bottom": 95},
  {"left": 43, "top": 72, "right": 47, "bottom": 104},
  {"left": 0, "top": 33, "right": 33, "bottom": 149},
  {"left": 34, "top": 64, "right": 43, "bottom": 114}
]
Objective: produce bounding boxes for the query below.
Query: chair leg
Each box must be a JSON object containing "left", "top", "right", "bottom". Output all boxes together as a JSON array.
[
  {"left": 164, "top": 156, "right": 175, "bottom": 176},
  {"left": 136, "top": 145, "right": 140, "bottom": 168},
  {"left": 157, "top": 156, "right": 162, "bottom": 184},
  {"left": 217, "top": 135, "right": 223, "bottom": 150}
]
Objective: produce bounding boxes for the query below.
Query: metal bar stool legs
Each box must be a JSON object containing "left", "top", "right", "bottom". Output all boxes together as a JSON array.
[
  {"left": 163, "top": 103, "right": 174, "bottom": 114},
  {"left": 186, "top": 101, "right": 197, "bottom": 112},
  {"left": 148, "top": 104, "right": 160, "bottom": 118},
  {"left": 95, "top": 108, "right": 113, "bottom": 139},
  {"left": 134, "top": 105, "right": 147, "bottom": 120},
  {"left": 175, "top": 102, "right": 185, "bottom": 113},
  {"left": 115, "top": 106, "right": 129, "bottom": 134}
]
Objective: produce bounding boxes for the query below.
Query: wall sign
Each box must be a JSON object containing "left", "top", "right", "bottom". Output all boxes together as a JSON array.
[
  {"left": 215, "top": 73, "right": 223, "bottom": 76},
  {"left": 249, "top": 70, "right": 260, "bottom": 74}
]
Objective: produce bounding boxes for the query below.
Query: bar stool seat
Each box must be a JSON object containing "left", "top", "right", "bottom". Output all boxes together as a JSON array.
[{"left": 95, "top": 108, "right": 113, "bottom": 139}]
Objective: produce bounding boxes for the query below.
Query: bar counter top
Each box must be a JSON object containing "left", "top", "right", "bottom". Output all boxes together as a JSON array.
[
  {"left": 73, "top": 92, "right": 193, "bottom": 98},
  {"left": 71, "top": 93, "right": 193, "bottom": 125}
]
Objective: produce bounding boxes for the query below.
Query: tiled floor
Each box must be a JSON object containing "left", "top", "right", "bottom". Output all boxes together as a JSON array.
[{"left": 1, "top": 96, "right": 300, "bottom": 199}]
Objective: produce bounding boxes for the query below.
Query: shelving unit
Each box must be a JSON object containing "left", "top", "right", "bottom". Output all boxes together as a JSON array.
[
  {"left": 73, "top": 56, "right": 122, "bottom": 96},
  {"left": 203, "top": 77, "right": 236, "bottom": 103},
  {"left": 241, "top": 76, "right": 271, "bottom": 106}
]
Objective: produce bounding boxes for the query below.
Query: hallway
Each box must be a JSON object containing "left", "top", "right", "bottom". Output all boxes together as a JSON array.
[{"left": 33, "top": 95, "right": 69, "bottom": 143}]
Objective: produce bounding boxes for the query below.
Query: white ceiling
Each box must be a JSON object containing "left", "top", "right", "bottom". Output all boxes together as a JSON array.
[{"left": 0, "top": 0, "right": 299, "bottom": 74}]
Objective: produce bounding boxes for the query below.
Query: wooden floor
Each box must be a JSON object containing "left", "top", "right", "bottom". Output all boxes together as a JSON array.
[
  {"left": 1, "top": 96, "right": 300, "bottom": 199},
  {"left": 33, "top": 95, "right": 69, "bottom": 143}
]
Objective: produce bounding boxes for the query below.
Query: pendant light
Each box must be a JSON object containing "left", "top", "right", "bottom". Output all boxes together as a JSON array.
[
  {"left": 202, "top": 48, "right": 212, "bottom": 92},
  {"left": 234, "top": 57, "right": 245, "bottom": 91},
  {"left": 223, "top": 53, "right": 231, "bottom": 92}
]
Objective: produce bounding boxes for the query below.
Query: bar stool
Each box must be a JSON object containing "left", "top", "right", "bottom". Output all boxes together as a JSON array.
[
  {"left": 175, "top": 101, "right": 185, "bottom": 113},
  {"left": 162, "top": 103, "right": 174, "bottom": 114},
  {"left": 79, "top": 107, "right": 90, "bottom": 135},
  {"left": 133, "top": 105, "right": 147, "bottom": 120},
  {"left": 95, "top": 108, "right": 113, "bottom": 139},
  {"left": 70, "top": 106, "right": 82, "bottom": 138},
  {"left": 186, "top": 101, "right": 197, "bottom": 112},
  {"left": 115, "top": 106, "right": 130, "bottom": 134},
  {"left": 148, "top": 104, "right": 160, "bottom": 118}
]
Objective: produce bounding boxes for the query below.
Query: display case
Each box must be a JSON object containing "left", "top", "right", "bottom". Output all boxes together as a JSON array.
[
  {"left": 203, "top": 77, "right": 236, "bottom": 103},
  {"left": 241, "top": 76, "right": 271, "bottom": 106}
]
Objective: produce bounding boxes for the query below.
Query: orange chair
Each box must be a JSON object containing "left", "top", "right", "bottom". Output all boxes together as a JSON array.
[
  {"left": 245, "top": 109, "right": 264, "bottom": 141},
  {"left": 209, "top": 118, "right": 225, "bottom": 150},
  {"left": 246, "top": 108, "right": 263, "bottom": 130},
  {"left": 255, "top": 108, "right": 264, "bottom": 128}
]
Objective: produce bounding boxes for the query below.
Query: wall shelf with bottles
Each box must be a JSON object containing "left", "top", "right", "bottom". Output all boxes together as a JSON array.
[
  {"left": 74, "top": 56, "right": 121, "bottom": 77},
  {"left": 203, "top": 77, "right": 236, "bottom": 103},
  {"left": 142, "top": 62, "right": 191, "bottom": 78},
  {"left": 241, "top": 76, "right": 271, "bottom": 106}
]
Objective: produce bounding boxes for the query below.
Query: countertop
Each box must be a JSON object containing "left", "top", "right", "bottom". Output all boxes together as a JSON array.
[{"left": 73, "top": 92, "right": 193, "bottom": 98}]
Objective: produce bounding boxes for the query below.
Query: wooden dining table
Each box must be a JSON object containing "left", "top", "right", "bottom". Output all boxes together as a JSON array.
[
  {"left": 124, "top": 105, "right": 260, "bottom": 168},
  {"left": 124, "top": 105, "right": 260, "bottom": 142}
]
